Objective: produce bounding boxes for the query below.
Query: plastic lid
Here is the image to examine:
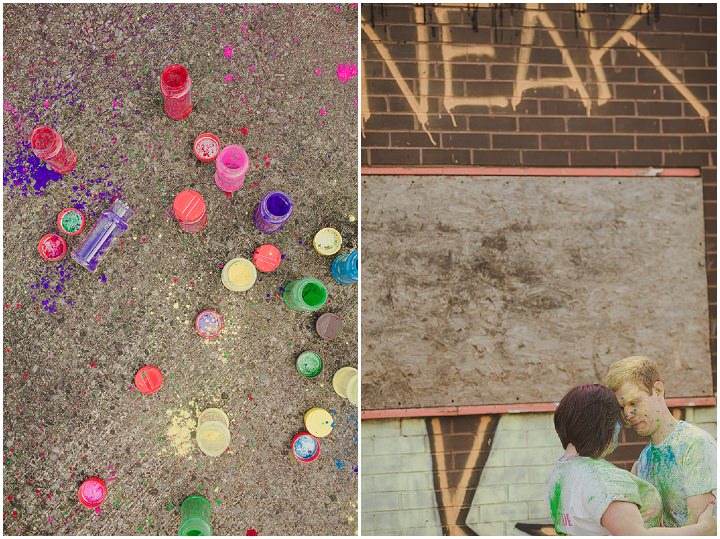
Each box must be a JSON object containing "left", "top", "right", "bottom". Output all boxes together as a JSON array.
[
  {"left": 195, "top": 310, "right": 223, "bottom": 338},
  {"left": 110, "top": 199, "right": 135, "bottom": 222},
  {"left": 174, "top": 190, "right": 206, "bottom": 223},
  {"left": 346, "top": 373, "right": 358, "bottom": 407},
  {"left": 313, "top": 228, "right": 342, "bottom": 256},
  {"left": 316, "top": 313, "right": 342, "bottom": 340},
  {"left": 134, "top": 366, "right": 163, "bottom": 394},
  {"left": 194, "top": 133, "right": 220, "bottom": 162},
  {"left": 332, "top": 367, "right": 358, "bottom": 398},
  {"left": 225, "top": 258, "right": 257, "bottom": 291},
  {"left": 38, "top": 233, "right": 67, "bottom": 261},
  {"left": 296, "top": 351, "right": 323, "bottom": 378},
  {"left": 196, "top": 420, "right": 231, "bottom": 457},
  {"left": 291, "top": 432, "right": 320, "bottom": 462},
  {"left": 57, "top": 208, "right": 86, "bottom": 236},
  {"left": 253, "top": 244, "right": 281, "bottom": 273},
  {"left": 78, "top": 477, "right": 107, "bottom": 508},
  {"left": 304, "top": 408, "right": 334, "bottom": 438}
]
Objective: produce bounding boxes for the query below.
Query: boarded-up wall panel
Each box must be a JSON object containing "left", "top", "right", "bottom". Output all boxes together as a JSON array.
[{"left": 361, "top": 175, "right": 712, "bottom": 409}]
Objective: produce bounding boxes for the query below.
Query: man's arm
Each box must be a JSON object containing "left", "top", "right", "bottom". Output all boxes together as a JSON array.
[{"left": 686, "top": 492, "right": 717, "bottom": 525}]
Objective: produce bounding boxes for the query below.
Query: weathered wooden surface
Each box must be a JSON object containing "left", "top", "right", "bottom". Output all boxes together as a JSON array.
[{"left": 361, "top": 175, "right": 712, "bottom": 409}]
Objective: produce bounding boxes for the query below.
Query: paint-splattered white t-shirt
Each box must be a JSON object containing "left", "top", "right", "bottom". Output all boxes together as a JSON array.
[
  {"left": 547, "top": 456, "right": 662, "bottom": 535},
  {"left": 636, "top": 420, "right": 717, "bottom": 527}
]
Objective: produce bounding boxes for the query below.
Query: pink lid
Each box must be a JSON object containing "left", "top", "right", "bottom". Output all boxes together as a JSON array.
[
  {"left": 173, "top": 190, "right": 206, "bottom": 224},
  {"left": 78, "top": 477, "right": 107, "bottom": 508},
  {"left": 194, "top": 133, "right": 220, "bottom": 162}
]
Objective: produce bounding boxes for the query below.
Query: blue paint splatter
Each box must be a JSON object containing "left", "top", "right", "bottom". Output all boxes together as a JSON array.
[{"left": 335, "top": 460, "right": 343, "bottom": 470}]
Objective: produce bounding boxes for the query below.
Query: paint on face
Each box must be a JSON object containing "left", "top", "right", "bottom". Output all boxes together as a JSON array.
[
  {"left": 614, "top": 381, "right": 662, "bottom": 438},
  {"left": 611, "top": 421, "right": 621, "bottom": 453}
]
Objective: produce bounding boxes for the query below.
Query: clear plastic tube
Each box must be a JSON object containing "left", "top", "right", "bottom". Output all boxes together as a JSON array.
[{"left": 70, "top": 200, "right": 135, "bottom": 272}]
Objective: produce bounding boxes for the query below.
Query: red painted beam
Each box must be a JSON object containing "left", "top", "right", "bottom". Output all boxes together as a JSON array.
[
  {"left": 361, "top": 166, "right": 701, "bottom": 177},
  {"left": 361, "top": 396, "right": 716, "bottom": 420}
]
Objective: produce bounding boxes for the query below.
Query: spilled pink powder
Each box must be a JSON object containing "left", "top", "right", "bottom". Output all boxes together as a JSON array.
[
  {"left": 224, "top": 46, "right": 233, "bottom": 58},
  {"left": 225, "top": 75, "right": 233, "bottom": 83},
  {"left": 319, "top": 108, "right": 327, "bottom": 116},
  {"left": 336, "top": 63, "right": 358, "bottom": 83},
  {"left": 314, "top": 69, "right": 321, "bottom": 76},
  {"left": 44, "top": 101, "right": 50, "bottom": 108}
]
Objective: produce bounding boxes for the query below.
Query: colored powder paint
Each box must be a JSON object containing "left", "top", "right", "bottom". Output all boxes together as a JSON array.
[
  {"left": 293, "top": 435, "right": 318, "bottom": 459},
  {"left": 224, "top": 46, "right": 233, "bottom": 58},
  {"left": 60, "top": 212, "right": 83, "bottom": 233},
  {"left": 336, "top": 63, "right": 357, "bottom": 83},
  {"left": 81, "top": 481, "right": 105, "bottom": 505},
  {"left": 549, "top": 482, "right": 561, "bottom": 523}
]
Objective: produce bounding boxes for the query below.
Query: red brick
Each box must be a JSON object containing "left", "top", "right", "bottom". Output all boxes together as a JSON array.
[
  {"left": 540, "top": 99, "right": 589, "bottom": 116},
  {"left": 567, "top": 117, "right": 613, "bottom": 132},
  {"left": 593, "top": 101, "right": 636, "bottom": 116},
  {"left": 468, "top": 116, "right": 517, "bottom": 132},
  {"left": 636, "top": 101, "right": 683, "bottom": 117},
  {"left": 366, "top": 113, "right": 416, "bottom": 131},
  {"left": 422, "top": 148, "right": 472, "bottom": 165},
  {"left": 663, "top": 118, "right": 710, "bottom": 134},
  {"left": 492, "top": 134, "right": 539, "bottom": 149},
  {"left": 449, "top": 63, "right": 487, "bottom": 80},
  {"left": 367, "top": 96, "right": 388, "bottom": 113},
  {"left": 614, "top": 84, "right": 662, "bottom": 100},
  {"left": 570, "top": 151, "right": 617, "bottom": 167},
  {"left": 684, "top": 136, "right": 717, "bottom": 150},
  {"left": 684, "top": 69, "right": 716, "bottom": 84},
  {"left": 636, "top": 136, "right": 682, "bottom": 150},
  {"left": 519, "top": 117, "right": 565, "bottom": 132},
  {"left": 589, "top": 135, "right": 634, "bottom": 150},
  {"left": 369, "top": 148, "right": 420, "bottom": 166},
  {"left": 660, "top": 50, "right": 709, "bottom": 67},
  {"left": 618, "top": 151, "right": 663, "bottom": 166},
  {"left": 364, "top": 60, "right": 386, "bottom": 78},
  {"left": 663, "top": 152, "right": 711, "bottom": 167},
  {"left": 616, "top": 117, "right": 661, "bottom": 133},
  {"left": 362, "top": 132, "right": 390, "bottom": 147},
  {"left": 441, "top": 133, "right": 491, "bottom": 149},
  {"left": 391, "top": 132, "right": 437, "bottom": 148},
  {"left": 541, "top": 135, "right": 587, "bottom": 150},
  {"left": 473, "top": 149, "right": 521, "bottom": 166},
  {"left": 522, "top": 151, "right": 569, "bottom": 166}
]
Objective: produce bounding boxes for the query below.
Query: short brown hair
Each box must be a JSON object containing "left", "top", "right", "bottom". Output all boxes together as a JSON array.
[
  {"left": 554, "top": 384, "right": 622, "bottom": 458},
  {"left": 605, "top": 355, "right": 661, "bottom": 394}
]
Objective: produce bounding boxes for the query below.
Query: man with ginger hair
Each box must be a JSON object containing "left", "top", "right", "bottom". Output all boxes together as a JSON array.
[{"left": 605, "top": 355, "right": 716, "bottom": 527}]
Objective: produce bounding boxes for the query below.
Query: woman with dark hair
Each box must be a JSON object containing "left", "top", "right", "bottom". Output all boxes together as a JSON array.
[{"left": 547, "top": 384, "right": 715, "bottom": 535}]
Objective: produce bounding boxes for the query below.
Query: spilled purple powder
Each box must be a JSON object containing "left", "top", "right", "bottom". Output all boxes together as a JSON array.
[{"left": 4, "top": 142, "right": 63, "bottom": 196}]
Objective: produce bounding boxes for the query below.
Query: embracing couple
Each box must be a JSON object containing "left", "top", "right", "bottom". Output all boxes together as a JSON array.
[{"left": 547, "top": 356, "right": 716, "bottom": 535}]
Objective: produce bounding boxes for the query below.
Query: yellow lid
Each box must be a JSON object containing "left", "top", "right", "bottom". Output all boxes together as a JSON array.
[
  {"left": 313, "top": 228, "right": 342, "bottom": 256},
  {"left": 304, "top": 407, "right": 334, "bottom": 437},
  {"left": 222, "top": 258, "right": 257, "bottom": 291},
  {"left": 332, "top": 367, "right": 357, "bottom": 398},
  {"left": 346, "top": 374, "right": 358, "bottom": 407},
  {"left": 196, "top": 421, "right": 231, "bottom": 457}
]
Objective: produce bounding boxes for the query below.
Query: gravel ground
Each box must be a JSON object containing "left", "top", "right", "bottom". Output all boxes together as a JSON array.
[{"left": 3, "top": 3, "right": 358, "bottom": 535}]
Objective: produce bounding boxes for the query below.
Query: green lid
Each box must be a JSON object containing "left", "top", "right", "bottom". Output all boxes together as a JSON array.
[{"left": 296, "top": 351, "right": 323, "bottom": 378}]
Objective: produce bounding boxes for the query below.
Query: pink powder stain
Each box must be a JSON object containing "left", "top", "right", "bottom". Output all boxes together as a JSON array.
[
  {"left": 112, "top": 99, "right": 119, "bottom": 108},
  {"left": 48, "top": 517, "right": 53, "bottom": 523},
  {"left": 249, "top": 65, "right": 254, "bottom": 72},
  {"left": 319, "top": 108, "right": 327, "bottom": 116},
  {"left": 224, "top": 46, "right": 233, "bottom": 58},
  {"left": 225, "top": 75, "right": 233, "bottom": 83},
  {"left": 336, "top": 63, "right": 358, "bottom": 83},
  {"left": 314, "top": 69, "right": 321, "bottom": 76},
  {"left": 43, "top": 101, "right": 50, "bottom": 108},
  {"left": 82, "top": 482, "right": 105, "bottom": 504},
  {"left": 220, "top": 6, "right": 224, "bottom": 12},
  {"left": 241, "top": 25, "right": 247, "bottom": 31},
  {"left": 334, "top": 6, "right": 340, "bottom": 11},
  {"left": 94, "top": 507, "right": 102, "bottom": 515}
]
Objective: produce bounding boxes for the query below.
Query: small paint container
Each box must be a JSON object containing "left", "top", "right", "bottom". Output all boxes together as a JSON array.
[
  {"left": 78, "top": 477, "right": 107, "bottom": 508},
  {"left": 194, "top": 133, "right": 220, "bottom": 162},
  {"left": 179, "top": 495, "right": 213, "bottom": 536},
  {"left": 332, "top": 367, "right": 358, "bottom": 398},
  {"left": 196, "top": 408, "right": 231, "bottom": 457},
  {"left": 160, "top": 64, "right": 193, "bottom": 120},
  {"left": 316, "top": 313, "right": 342, "bottom": 340},
  {"left": 30, "top": 126, "right": 77, "bottom": 174},
  {"left": 346, "top": 373, "right": 358, "bottom": 407},
  {"left": 304, "top": 407, "right": 334, "bottom": 438},
  {"left": 195, "top": 310, "right": 223, "bottom": 338},
  {"left": 253, "top": 244, "right": 281, "bottom": 273},
  {"left": 313, "top": 228, "right": 342, "bottom": 256},
  {"left": 221, "top": 258, "right": 257, "bottom": 292},
  {"left": 291, "top": 432, "right": 320, "bottom": 463},
  {"left": 296, "top": 351, "right": 323, "bottom": 378},
  {"left": 38, "top": 233, "right": 67, "bottom": 261},
  {"left": 214, "top": 145, "right": 250, "bottom": 193},
  {"left": 283, "top": 278, "right": 328, "bottom": 312},
  {"left": 134, "top": 366, "right": 163, "bottom": 394},
  {"left": 57, "top": 208, "right": 86, "bottom": 236},
  {"left": 253, "top": 191, "right": 293, "bottom": 233},
  {"left": 173, "top": 190, "right": 207, "bottom": 233}
]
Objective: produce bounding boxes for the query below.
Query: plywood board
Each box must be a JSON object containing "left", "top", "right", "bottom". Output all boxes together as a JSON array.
[{"left": 361, "top": 176, "right": 712, "bottom": 409}]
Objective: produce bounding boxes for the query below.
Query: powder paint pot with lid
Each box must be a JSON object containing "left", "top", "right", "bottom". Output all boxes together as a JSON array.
[
  {"left": 78, "top": 477, "right": 107, "bottom": 508},
  {"left": 332, "top": 367, "right": 358, "bottom": 398},
  {"left": 30, "top": 125, "right": 77, "bottom": 174},
  {"left": 214, "top": 145, "right": 250, "bottom": 193},
  {"left": 178, "top": 495, "right": 213, "bottom": 536},
  {"left": 313, "top": 227, "right": 342, "bottom": 256},
  {"left": 291, "top": 432, "right": 320, "bottom": 463},
  {"left": 196, "top": 408, "right": 231, "bottom": 457},
  {"left": 304, "top": 407, "right": 334, "bottom": 438},
  {"left": 195, "top": 310, "right": 223, "bottom": 338},
  {"left": 173, "top": 190, "right": 207, "bottom": 233},
  {"left": 316, "top": 312, "right": 342, "bottom": 340},
  {"left": 221, "top": 258, "right": 257, "bottom": 292},
  {"left": 134, "top": 366, "right": 163, "bottom": 394},
  {"left": 282, "top": 278, "right": 328, "bottom": 312},
  {"left": 345, "top": 373, "right": 359, "bottom": 407},
  {"left": 296, "top": 351, "right": 323, "bottom": 378},
  {"left": 57, "top": 208, "right": 86, "bottom": 236},
  {"left": 194, "top": 133, "right": 220, "bottom": 162},
  {"left": 253, "top": 244, "right": 281, "bottom": 273},
  {"left": 38, "top": 233, "right": 67, "bottom": 261},
  {"left": 160, "top": 64, "right": 193, "bottom": 120}
]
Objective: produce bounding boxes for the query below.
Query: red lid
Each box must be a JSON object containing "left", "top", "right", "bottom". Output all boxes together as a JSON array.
[
  {"left": 173, "top": 190, "right": 206, "bottom": 224},
  {"left": 78, "top": 477, "right": 107, "bottom": 508},
  {"left": 291, "top": 432, "right": 321, "bottom": 463},
  {"left": 253, "top": 244, "right": 281, "bottom": 273},
  {"left": 38, "top": 233, "right": 67, "bottom": 261},
  {"left": 134, "top": 366, "right": 163, "bottom": 394},
  {"left": 57, "top": 208, "right": 86, "bottom": 236},
  {"left": 194, "top": 133, "right": 221, "bottom": 162}
]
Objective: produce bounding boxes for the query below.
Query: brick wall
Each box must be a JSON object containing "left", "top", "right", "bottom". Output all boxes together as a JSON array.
[
  {"left": 361, "top": 408, "right": 717, "bottom": 536},
  {"left": 361, "top": 3, "right": 717, "bottom": 383}
]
